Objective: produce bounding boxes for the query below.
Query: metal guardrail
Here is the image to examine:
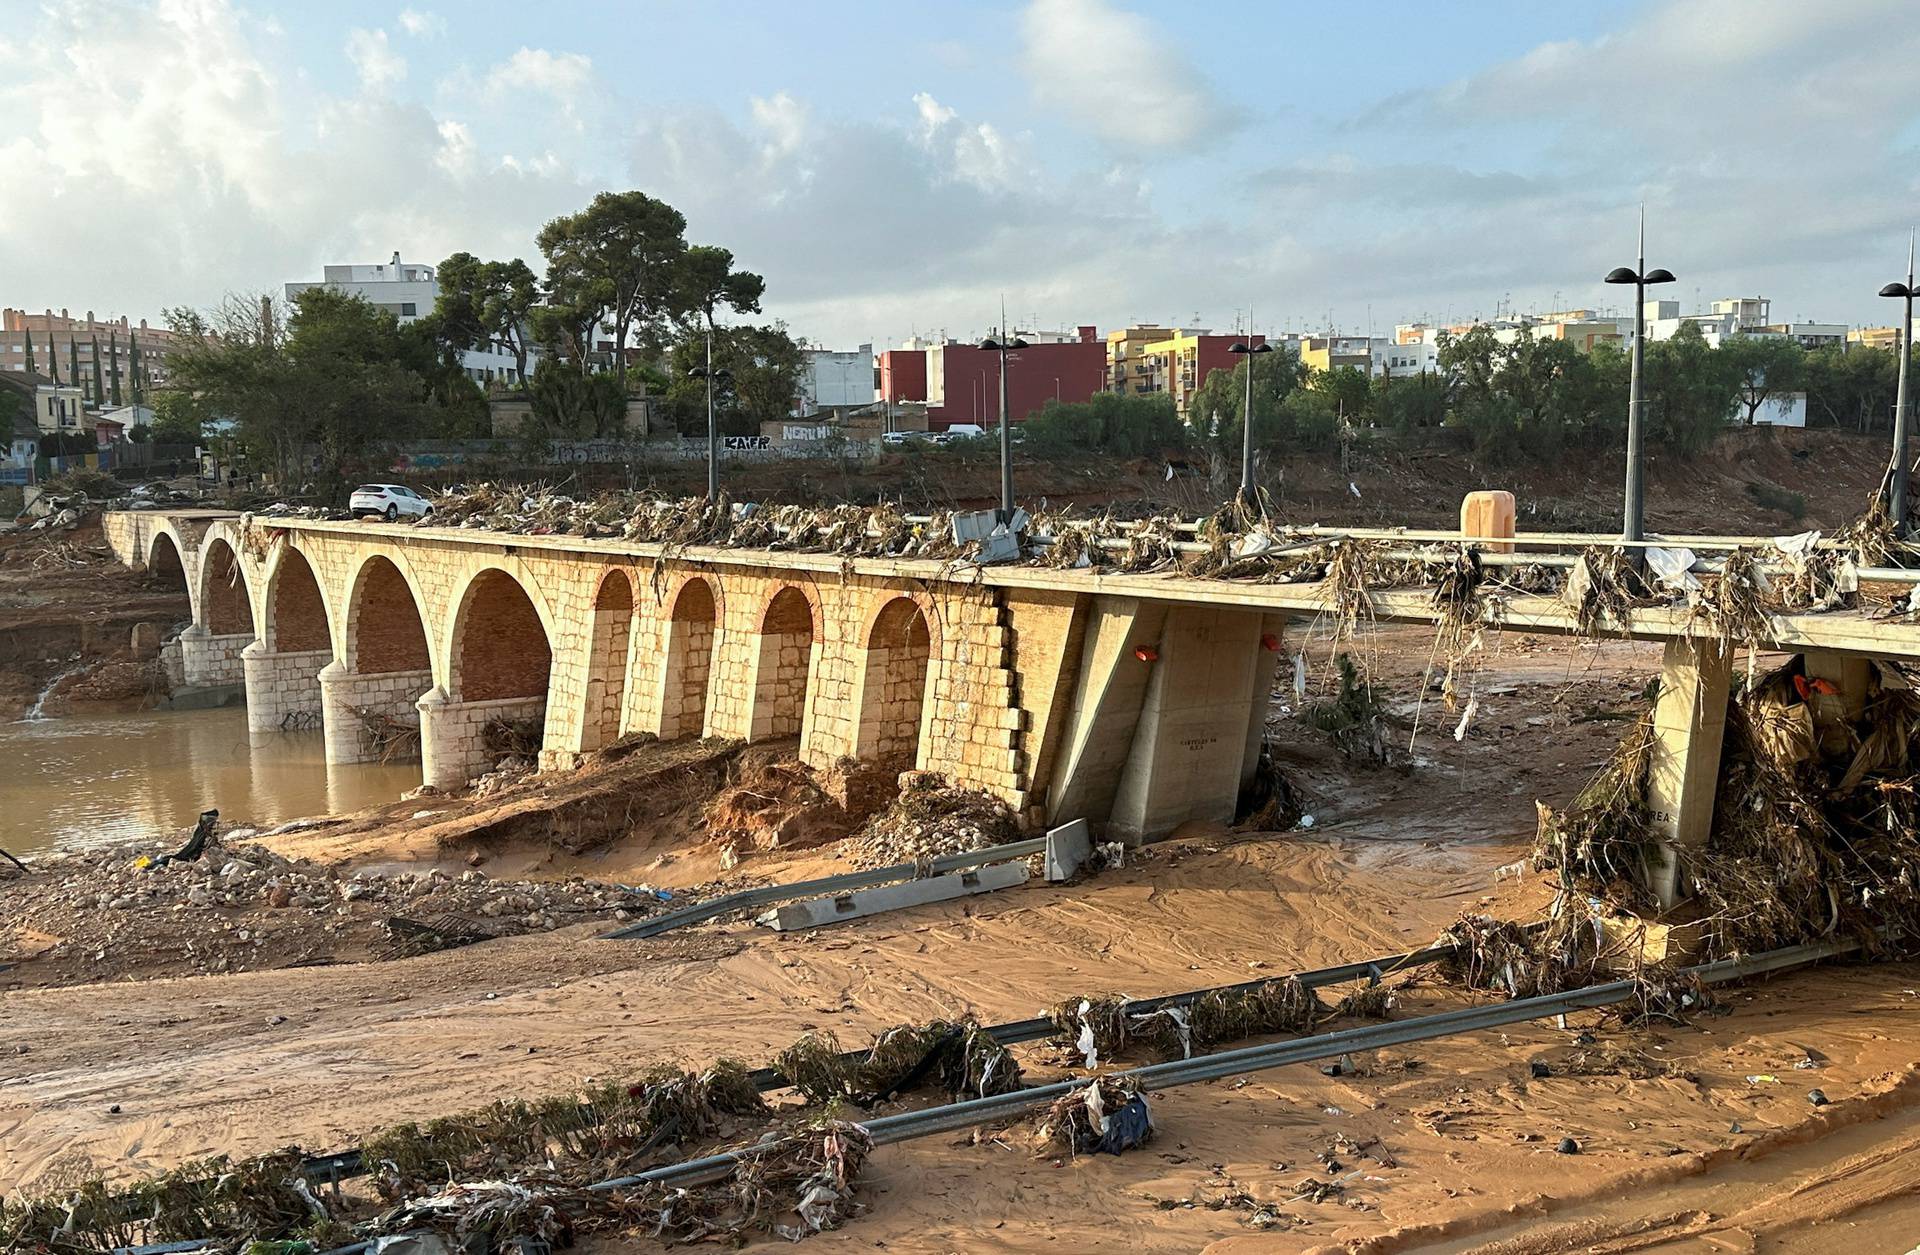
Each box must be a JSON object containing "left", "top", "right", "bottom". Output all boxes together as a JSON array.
[{"left": 598, "top": 837, "right": 1048, "bottom": 941}]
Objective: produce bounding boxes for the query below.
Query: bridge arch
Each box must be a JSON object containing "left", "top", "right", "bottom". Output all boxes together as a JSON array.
[
  {"left": 344, "top": 553, "right": 433, "bottom": 675},
  {"left": 747, "top": 582, "right": 819, "bottom": 741},
  {"left": 197, "top": 537, "right": 255, "bottom": 637},
  {"left": 658, "top": 573, "right": 722, "bottom": 739},
  {"left": 447, "top": 566, "right": 555, "bottom": 704},
  {"left": 854, "top": 590, "right": 939, "bottom": 765},
  {"left": 262, "top": 543, "right": 331, "bottom": 654},
  {"left": 145, "top": 526, "right": 192, "bottom": 615},
  {"left": 580, "top": 568, "right": 636, "bottom": 750}
]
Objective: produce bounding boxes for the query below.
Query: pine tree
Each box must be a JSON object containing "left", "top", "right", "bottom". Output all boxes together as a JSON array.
[
  {"left": 22, "top": 329, "right": 34, "bottom": 376},
  {"left": 90, "top": 336, "right": 104, "bottom": 405},
  {"left": 109, "top": 333, "right": 122, "bottom": 407}
]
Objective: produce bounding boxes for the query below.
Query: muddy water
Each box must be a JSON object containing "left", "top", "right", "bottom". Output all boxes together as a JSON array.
[{"left": 0, "top": 707, "right": 421, "bottom": 856}]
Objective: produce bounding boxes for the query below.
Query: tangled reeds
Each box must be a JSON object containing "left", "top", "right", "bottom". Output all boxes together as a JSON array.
[
  {"left": 1047, "top": 975, "right": 1375, "bottom": 1063},
  {"left": 1032, "top": 1079, "right": 1153, "bottom": 1157},
  {"left": 1302, "top": 653, "right": 1399, "bottom": 768},
  {"left": 0, "top": 1151, "right": 325, "bottom": 1254},
  {"left": 773, "top": 1017, "right": 1023, "bottom": 1105},
  {"left": 356, "top": 707, "right": 421, "bottom": 763}
]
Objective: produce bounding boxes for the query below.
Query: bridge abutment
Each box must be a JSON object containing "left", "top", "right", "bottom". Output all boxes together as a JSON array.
[{"left": 242, "top": 643, "right": 330, "bottom": 735}]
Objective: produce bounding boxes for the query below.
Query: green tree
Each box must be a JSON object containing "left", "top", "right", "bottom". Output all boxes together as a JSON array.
[
  {"left": 660, "top": 322, "right": 803, "bottom": 436},
  {"left": 1184, "top": 345, "right": 1309, "bottom": 457},
  {"left": 1371, "top": 370, "right": 1449, "bottom": 431},
  {"left": 537, "top": 191, "right": 689, "bottom": 374},
  {"left": 108, "top": 333, "right": 123, "bottom": 407},
  {"left": 128, "top": 332, "right": 143, "bottom": 404},
  {"left": 1309, "top": 364, "right": 1372, "bottom": 425},
  {"left": 149, "top": 389, "right": 206, "bottom": 444},
  {"left": 1643, "top": 322, "right": 1738, "bottom": 454},
  {"left": 166, "top": 289, "right": 430, "bottom": 495},
  {"left": 434, "top": 252, "right": 540, "bottom": 383},
  {"left": 22, "top": 329, "right": 33, "bottom": 376},
  {"left": 1024, "top": 391, "right": 1185, "bottom": 456},
  {"left": 1803, "top": 342, "right": 1896, "bottom": 431},
  {"left": 526, "top": 357, "right": 630, "bottom": 439},
  {"left": 1720, "top": 334, "right": 1806, "bottom": 425},
  {"left": 90, "top": 336, "right": 105, "bottom": 406},
  {"left": 67, "top": 338, "right": 78, "bottom": 392}
]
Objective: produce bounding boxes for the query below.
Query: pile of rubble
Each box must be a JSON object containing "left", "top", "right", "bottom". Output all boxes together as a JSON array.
[
  {"left": 836, "top": 772, "right": 1018, "bottom": 868},
  {"left": 0, "top": 828, "right": 650, "bottom": 986}
]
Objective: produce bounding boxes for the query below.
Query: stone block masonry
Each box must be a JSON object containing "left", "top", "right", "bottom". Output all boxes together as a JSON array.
[
  {"left": 178, "top": 626, "right": 250, "bottom": 689},
  {"left": 241, "top": 644, "right": 330, "bottom": 735},
  {"left": 319, "top": 663, "right": 432, "bottom": 765},
  {"left": 420, "top": 690, "right": 548, "bottom": 791}
]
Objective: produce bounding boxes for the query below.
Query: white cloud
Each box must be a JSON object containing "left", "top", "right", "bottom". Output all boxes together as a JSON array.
[
  {"left": 1019, "top": 0, "right": 1235, "bottom": 149},
  {"left": 482, "top": 47, "right": 594, "bottom": 119},
  {"left": 345, "top": 27, "right": 406, "bottom": 91},
  {"left": 397, "top": 8, "right": 444, "bottom": 38},
  {"left": 0, "top": 0, "right": 587, "bottom": 323}
]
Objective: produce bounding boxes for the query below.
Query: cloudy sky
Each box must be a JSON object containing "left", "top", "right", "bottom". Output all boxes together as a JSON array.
[{"left": 4, "top": 0, "right": 1919, "bottom": 347}]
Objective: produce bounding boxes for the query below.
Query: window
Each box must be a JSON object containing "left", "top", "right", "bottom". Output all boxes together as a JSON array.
[{"left": 400, "top": 302, "right": 417, "bottom": 317}]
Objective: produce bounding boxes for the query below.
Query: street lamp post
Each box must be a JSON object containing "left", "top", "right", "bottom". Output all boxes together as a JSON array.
[
  {"left": 1602, "top": 210, "right": 1676, "bottom": 543},
  {"left": 1878, "top": 235, "right": 1916, "bottom": 538},
  {"left": 979, "top": 334, "right": 1027, "bottom": 522},
  {"left": 1228, "top": 338, "right": 1273, "bottom": 512},
  {"left": 687, "top": 343, "right": 732, "bottom": 502}
]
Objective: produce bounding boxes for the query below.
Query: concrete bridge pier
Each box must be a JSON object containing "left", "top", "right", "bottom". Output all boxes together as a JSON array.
[
  {"left": 241, "top": 642, "right": 330, "bottom": 735},
  {"left": 1645, "top": 638, "right": 1732, "bottom": 909},
  {"left": 1042, "top": 597, "right": 1284, "bottom": 843},
  {"left": 419, "top": 687, "right": 548, "bottom": 791},
  {"left": 318, "top": 661, "right": 433, "bottom": 766}
]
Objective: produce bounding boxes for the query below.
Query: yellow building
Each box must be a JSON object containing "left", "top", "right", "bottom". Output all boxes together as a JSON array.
[
  {"left": 1106, "top": 324, "right": 1173, "bottom": 395},
  {"left": 1851, "top": 326, "right": 1903, "bottom": 352},
  {"left": 1297, "top": 335, "right": 1372, "bottom": 373}
]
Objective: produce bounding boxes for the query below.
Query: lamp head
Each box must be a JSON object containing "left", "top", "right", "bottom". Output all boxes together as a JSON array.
[
  {"left": 1643, "top": 267, "right": 1677, "bottom": 285},
  {"left": 1881, "top": 282, "right": 1913, "bottom": 299},
  {"left": 1603, "top": 266, "right": 1639, "bottom": 285}
]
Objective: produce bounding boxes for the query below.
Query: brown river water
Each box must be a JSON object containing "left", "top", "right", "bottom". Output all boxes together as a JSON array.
[{"left": 0, "top": 706, "right": 421, "bottom": 857}]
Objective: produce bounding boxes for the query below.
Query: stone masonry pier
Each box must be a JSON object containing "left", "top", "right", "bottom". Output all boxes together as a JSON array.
[{"left": 103, "top": 509, "right": 1920, "bottom": 857}]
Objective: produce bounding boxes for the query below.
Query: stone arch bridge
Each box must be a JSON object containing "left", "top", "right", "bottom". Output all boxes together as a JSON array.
[{"left": 104, "top": 510, "right": 1920, "bottom": 857}]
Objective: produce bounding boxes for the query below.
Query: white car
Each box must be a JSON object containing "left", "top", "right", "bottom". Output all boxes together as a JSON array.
[{"left": 350, "top": 483, "right": 433, "bottom": 521}]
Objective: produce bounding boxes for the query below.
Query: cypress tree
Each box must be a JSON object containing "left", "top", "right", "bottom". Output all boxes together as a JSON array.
[
  {"left": 49, "top": 340, "right": 59, "bottom": 385},
  {"left": 129, "top": 333, "right": 142, "bottom": 404},
  {"left": 22, "top": 329, "right": 33, "bottom": 376},
  {"left": 109, "top": 333, "right": 122, "bottom": 407},
  {"left": 68, "top": 339, "right": 79, "bottom": 397},
  {"left": 90, "top": 336, "right": 104, "bottom": 405}
]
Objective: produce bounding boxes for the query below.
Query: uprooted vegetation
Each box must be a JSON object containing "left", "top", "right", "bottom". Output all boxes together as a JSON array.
[{"left": 1531, "top": 655, "right": 1920, "bottom": 962}]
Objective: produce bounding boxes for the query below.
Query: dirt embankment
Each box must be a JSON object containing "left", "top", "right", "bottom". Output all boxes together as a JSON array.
[{"left": 0, "top": 514, "right": 185, "bottom": 719}]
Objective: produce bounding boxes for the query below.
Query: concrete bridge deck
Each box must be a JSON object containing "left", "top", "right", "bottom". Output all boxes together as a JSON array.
[{"left": 102, "top": 509, "right": 1919, "bottom": 892}]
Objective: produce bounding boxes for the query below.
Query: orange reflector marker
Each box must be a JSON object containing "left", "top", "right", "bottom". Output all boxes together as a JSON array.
[
  {"left": 1133, "top": 645, "right": 1158, "bottom": 662},
  {"left": 1260, "top": 633, "right": 1281, "bottom": 651}
]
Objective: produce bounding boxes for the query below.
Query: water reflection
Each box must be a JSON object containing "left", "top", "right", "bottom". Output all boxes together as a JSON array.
[{"left": 0, "top": 706, "right": 421, "bottom": 855}]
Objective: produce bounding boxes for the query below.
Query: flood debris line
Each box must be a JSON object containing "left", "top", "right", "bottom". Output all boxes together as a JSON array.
[
  {"left": 1534, "top": 655, "right": 1920, "bottom": 960},
  {"left": 354, "top": 707, "right": 421, "bottom": 763},
  {"left": 0, "top": 831, "right": 640, "bottom": 984},
  {"left": 1049, "top": 975, "right": 1385, "bottom": 1065},
  {"left": 772, "top": 1018, "right": 1023, "bottom": 1105}
]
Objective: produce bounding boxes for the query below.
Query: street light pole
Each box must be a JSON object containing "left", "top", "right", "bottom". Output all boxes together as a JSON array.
[
  {"left": 686, "top": 327, "right": 731, "bottom": 503},
  {"left": 979, "top": 333, "right": 1028, "bottom": 522},
  {"left": 1878, "top": 234, "right": 1916, "bottom": 537},
  {"left": 1228, "top": 337, "right": 1273, "bottom": 513},
  {"left": 1603, "top": 208, "right": 1676, "bottom": 543}
]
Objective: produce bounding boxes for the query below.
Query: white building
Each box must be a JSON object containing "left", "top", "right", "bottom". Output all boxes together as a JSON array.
[
  {"left": 1372, "top": 335, "right": 1440, "bottom": 375},
  {"left": 1643, "top": 296, "right": 1845, "bottom": 351},
  {"left": 795, "top": 343, "right": 875, "bottom": 413},
  {"left": 285, "top": 252, "right": 543, "bottom": 386}
]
